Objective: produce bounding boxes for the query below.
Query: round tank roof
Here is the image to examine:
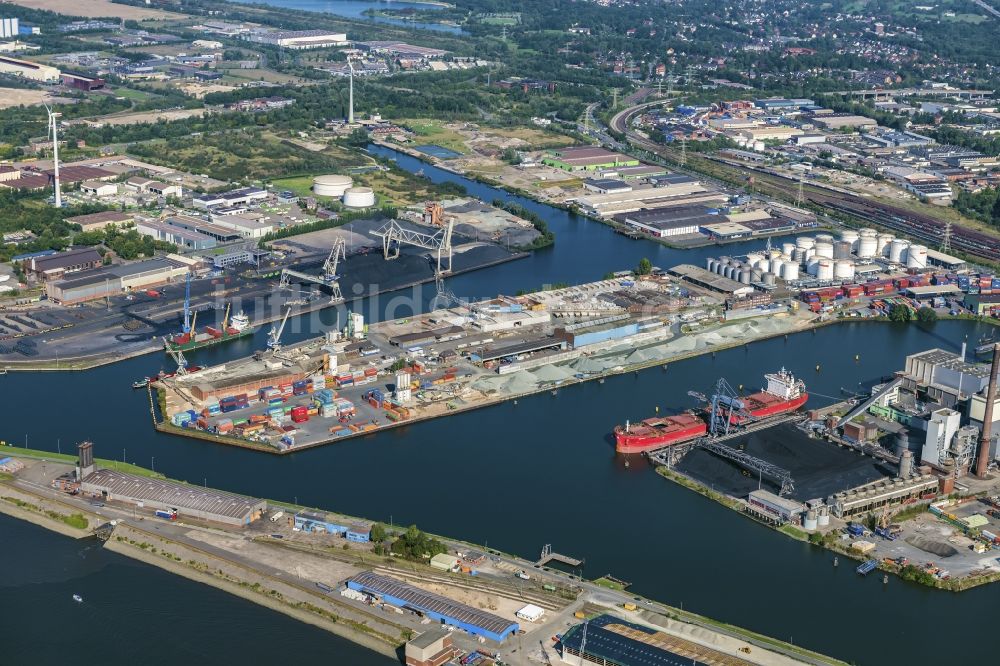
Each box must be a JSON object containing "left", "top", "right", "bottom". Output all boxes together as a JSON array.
[{"left": 313, "top": 174, "right": 353, "bottom": 185}]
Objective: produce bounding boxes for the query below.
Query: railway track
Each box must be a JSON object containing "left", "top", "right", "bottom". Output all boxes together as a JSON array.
[{"left": 610, "top": 103, "right": 1000, "bottom": 263}]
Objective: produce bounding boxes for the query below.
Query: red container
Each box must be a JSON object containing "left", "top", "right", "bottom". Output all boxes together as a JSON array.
[{"left": 364, "top": 368, "right": 378, "bottom": 376}]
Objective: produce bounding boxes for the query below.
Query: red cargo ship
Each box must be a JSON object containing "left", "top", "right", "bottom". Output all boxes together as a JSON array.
[
  {"left": 613, "top": 369, "right": 808, "bottom": 454},
  {"left": 614, "top": 413, "right": 707, "bottom": 454}
]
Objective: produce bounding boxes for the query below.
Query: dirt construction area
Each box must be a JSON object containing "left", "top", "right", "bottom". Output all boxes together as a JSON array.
[
  {"left": 7, "top": 0, "right": 184, "bottom": 19},
  {"left": 0, "top": 88, "right": 57, "bottom": 109}
]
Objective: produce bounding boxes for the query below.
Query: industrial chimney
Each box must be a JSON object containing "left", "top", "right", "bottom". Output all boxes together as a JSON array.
[{"left": 975, "top": 343, "right": 1000, "bottom": 478}]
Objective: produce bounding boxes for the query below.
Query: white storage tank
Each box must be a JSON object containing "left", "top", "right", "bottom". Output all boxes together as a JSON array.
[
  {"left": 815, "top": 242, "right": 834, "bottom": 259},
  {"left": 857, "top": 235, "right": 878, "bottom": 258},
  {"left": 723, "top": 265, "right": 734, "bottom": 279},
  {"left": 877, "top": 233, "right": 894, "bottom": 257},
  {"left": 839, "top": 229, "right": 859, "bottom": 251},
  {"left": 803, "top": 510, "right": 818, "bottom": 531},
  {"left": 796, "top": 236, "right": 816, "bottom": 250},
  {"left": 816, "top": 233, "right": 834, "bottom": 245},
  {"left": 740, "top": 270, "right": 751, "bottom": 284},
  {"left": 770, "top": 259, "right": 784, "bottom": 277},
  {"left": 746, "top": 252, "right": 764, "bottom": 268},
  {"left": 781, "top": 242, "right": 796, "bottom": 256},
  {"left": 343, "top": 186, "right": 376, "bottom": 208},
  {"left": 889, "top": 239, "right": 910, "bottom": 263},
  {"left": 780, "top": 262, "right": 799, "bottom": 281},
  {"left": 859, "top": 227, "right": 877, "bottom": 237},
  {"left": 763, "top": 272, "right": 776, "bottom": 286},
  {"left": 804, "top": 247, "right": 816, "bottom": 262},
  {"left": 818, "top": 506, "right": 830, "bottom": 527},
  {"left": 817, "top": 259, "right": 834, "bottom": 281},
  {"left": 834, "top": 260, "right": 855, "bottom": 280},
  {"left": 792, "top": 248, "right": 805, "bottom": 264},
  {"left": 906, "top": 244, "right": 928, "bottom": 269},
  {"left": 706, "top": 258, "right": 716, "bottom": 272},
  {"left": 806, "top": 258, "right": 820, "bottom": 276},
  {"left": 757, "top": 259, "right": 770, "bottom": 273},
  {"left": 312, "top": 174, "right": 353, "bottom": 197},
  {"left": 833, "top": 241, "right": 852, "bottom": 259},
  {"left": 768, "top": 248, "right": 782, "bottom": 260}
]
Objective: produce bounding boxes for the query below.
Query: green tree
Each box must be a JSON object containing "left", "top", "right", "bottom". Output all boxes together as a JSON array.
[
  {"left": 369, "top": 522, "right": 387, "bottom": 544},
  {"left": 917, "top": 306, "right": 938, "bottom": 324},
  {"left": 889, "top": 304, "right": 912, "bottom": 323},
  {"left": 635, "top": 257, "right": 652, "bottom": 276}
]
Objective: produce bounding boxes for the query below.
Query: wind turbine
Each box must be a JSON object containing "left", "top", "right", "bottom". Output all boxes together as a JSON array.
[{"left": 43, "top": 104, "right": 62, "bottom": 208}]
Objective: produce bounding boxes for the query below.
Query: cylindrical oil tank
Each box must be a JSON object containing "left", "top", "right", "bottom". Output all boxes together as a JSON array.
[
  {"left": 803, "top": 510, "right": 818, "bottom": 531},
  {"left": 834, "top": 260, "right": 855, "bottom": 280},
  {"left": 780, "top": 262, "right": 800, "bottom": 281},
  {"left": 833, "top": 241, "right": 852, "bottom": 259},
  {"left": 739, "top": 270, "right": 751, "bottom": 284},
  {"left": 796, "top": 236, "right": 816, "bottom": 250},
  {"left": 815, "top": 242, "right": 834, "bottom": 259},
  {"left": 706, "top": 258, "right": 717, "bottom": 272},
  {"left": 343, "top": 186, "right": 376, "bottom": 208},
  {"left": 906, "top": 244, "right": 928, "bottom": 269},
  {"left": 889, "top": 239, "right": 910, "bottom": 263},
  {"left": 770, "top": 259, "right": 784, "bottom": 277},
  {"left": 312, "top": 174, "right": 353, "bottom": 197},
  {"left": 840, "top": 229, "right": 859, "bottom": 250},
  {"left": 806, "top": 258, "right": 819, "bottom": 276},
  {"left": 757, "top": 259, "right": 770, "bottom": 273},
  {"left": 859, "top": 227, "right": 877, "bottom": 237},
  {"left": 723, "top": 265, "right": 734, "bottom": 279},
  {"left": 877, "top": 233, "right": 894, "bottom": 257},
  {"left": 746, "top": 252, "right": 764, "bottom": 267},
  {"left": 781, "top": 242, "right": 795, "bottom": 256},
  {"left": 792, "top": 248, "right": 805, "bottom": 264},
  {"left": 768, "top": 248, "right": 782, "bottom": 260},
  {"left": 817, "top": 259, "right": 834, "bottom": 281},
  {"left": 818, "top": 506, "right": 830, "bottom": 527},
  {"left": 857, "top": 235, "right": 878, "bottom": 258},
  {"left": 732, "top": 269, "right": 742, "bottom": 282},
  {"left": 816, "top": 233, "right": 834, "bottom": 245},
  {"left": 751, "top": 269, "right": 763, "bottom": 282},
  {"left": 804, "top": 247, "right": 816, "bottom": 262},
  {"left": 763, "top": 272, "right": 776, "bottom": 286}
]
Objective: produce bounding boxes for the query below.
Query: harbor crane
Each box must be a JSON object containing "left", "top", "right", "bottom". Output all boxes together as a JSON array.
[
  {"left": 370, "top": 218, "right": 454, "bottom": 275},
  {"left": 279, "top": 238, "right": 347, "bottom": 302},
  {"left": 268, "top": 306, "right": 292, "bottom": 350},
  {"left": 182, "top": 272, "right": 192, "bottom": 334},
  {"left": 165, "top": 345, "right": 189, "bottom": 375}
]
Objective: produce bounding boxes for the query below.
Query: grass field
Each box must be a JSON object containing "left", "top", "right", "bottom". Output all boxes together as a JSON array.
[{"left": 400, "top": 119, "right": 469, "bottom": 155}]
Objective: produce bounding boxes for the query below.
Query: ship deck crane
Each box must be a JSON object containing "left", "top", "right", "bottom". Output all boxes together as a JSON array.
[
  {"left": 221, "top": 302, "right": 231, "bottom": 331},
  {"left": 268, "top": 306, "right": 292, "bottom": 350},
  {"left": 370, "top": 218, "right": 454, "bottom": 275}
]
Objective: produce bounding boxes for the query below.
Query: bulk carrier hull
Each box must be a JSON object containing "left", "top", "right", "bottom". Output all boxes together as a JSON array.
[
  {"left": 613, "top": 369, "right": 808, "bottom": 454},
  {"left": 165, "top": 327, "right": 255, "bottom": 353}
]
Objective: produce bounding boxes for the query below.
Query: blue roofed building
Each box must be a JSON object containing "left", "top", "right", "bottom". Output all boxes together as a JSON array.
[
  {"left": 346, "top": 572, "right": 519, "bottom": 642},
  {"left": 294, "top": 511, "right": 348, "bottom": 534},
  {"left": 346, "top": 524, "right": 372, "bottom": 542}
]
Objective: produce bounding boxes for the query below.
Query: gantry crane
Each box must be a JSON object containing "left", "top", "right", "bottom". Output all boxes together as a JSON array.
[
  {"left": 370, "top": 218, "right": 454, "bottom": 275},
  {"left": 279, "top": 238, "right": 347, "bottom": 302}
]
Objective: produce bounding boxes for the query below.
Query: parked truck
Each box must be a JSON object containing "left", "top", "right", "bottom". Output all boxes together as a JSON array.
[
  {"left": 155, "top": 509, "right": 177, "bottom": 521},
  {"left": 269, "top": 510, "right": 285, "bottom": 523}
]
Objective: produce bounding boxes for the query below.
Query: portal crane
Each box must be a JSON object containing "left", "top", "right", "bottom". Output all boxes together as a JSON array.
[
  {"left": 268, "top": 306, "right": 292, "bottom": 350},
  {"left": 182, "top": 272, "right": 192, "bottom": 334},
  {"left": 166, "top": 345, "right": 189, "bottom": 375},
  {"left": 370, "top": 218, "right": 454, "bottom": 275},
  {"left": 279, "top": 238, "right": 347, "bottom": 302}
]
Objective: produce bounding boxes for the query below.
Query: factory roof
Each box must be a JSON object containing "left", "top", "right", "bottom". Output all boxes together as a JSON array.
[
  {"left": 477, "top": 337, "right": 566, "bottom": 363},
  {"left": 65, "top": 210, "right": 133, "bottom": 227},
  {"left": 51, "top": 268, "right": 120, "bottom": 290},
  {"left": 408, "top": 628, "right": 450, "bottom": 650},
  {"left": 904, "top": 284, "right": 963, "bottom": 297},
  {"left": 668, "top": 264, "right": 753, "bottom": 296},
  {"left": 348, "top": 572, "right": 517, "bottom": 637},
  {"left": 749, "top": 489, "right": 804, "bottom": 514},
  {"left": 81, "top": 468, "right": 264, "bottom": 521},
  {"left": 106, "top": 258, "right": 185, "bottom": 279},
  {"left": 29, "top": 247, "right": 101, "bottom": 272},
  {"left": 560, "top": 615, "right": 708, "bottom": 666},
  {"left": 621, "top": 205, "right": 721, "bottom": 230}
]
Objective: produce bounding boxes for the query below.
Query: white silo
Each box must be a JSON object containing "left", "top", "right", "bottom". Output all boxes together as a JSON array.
[
  {"left": 739, "top": 270, "right": 751, "bottom": 284},
  {"left": 818, "top": 506, "right": 830, "bottom": 527},
  {"left": 757, "top": 259, "right": 770, "bottom": 273},
  {"left": 906, "top": 244, "right": 928, "bottom": 269},
  {"left": 834, "top": 260, "right": 855, "bottom": 280},
  {"left": 889, "top": 239, "right": 910, "bottom": 264},
  {"left": 796, "top": 236, "right": 816, "bottom": 251},
  {"left": 343, "top": 186, "right": 376, "bottom": 208},
  {"left": 770, "top": 259, "right": 784, "bottom": 277},
  {"left": 781, "top": 242, "right": 796, "bottom": 256},
  {"left": 706, "top": 258, "right": 716, "bottom": 271},
  {"left": 817, "top": 259, "right": 834, "bottom": 281},
  {"left": 746, "top": 252, "right": 764, "bottom": 268},
  {"left": 816, "top": 233, "right": 835, "bottom": 245},
  {"left": 857, "top": 234, "right": 878, "bottom": 259},
  {"left": 780, "top": 262, "right": 800, "bottom": 281},
  {"left": 877, "top": 233, "right": 894, "bottom": 257},
  {"left": 840, "top": 229, "right": 859, "bottom": 251},
  {"left": 815, "top": 242, "right": 834, "bottom": 259}
]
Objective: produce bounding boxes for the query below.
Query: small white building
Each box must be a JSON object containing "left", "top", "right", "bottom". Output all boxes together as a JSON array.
[
  {"left": 515, "top": 604, "right": 545, "bottom": 622},
  {"left": 922, "top": 408, "right": 961, "bottom": 467},
  {"left": 80, "top": 180, "right": 117, "bottom": 198},
  {"left": 430, "top": 553, "right": 460, "bottom": 572}
]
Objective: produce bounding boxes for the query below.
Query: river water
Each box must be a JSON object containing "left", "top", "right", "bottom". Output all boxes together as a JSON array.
[
  {"left": 3, "top": 145, "right": 997, "bottom": 665},
  {"left": 231, "top": 0, "right": 466, "bottom": 33}
]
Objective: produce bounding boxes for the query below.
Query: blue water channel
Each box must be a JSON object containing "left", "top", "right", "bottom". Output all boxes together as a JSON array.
[
  {"left": 2, "top": 145, "right": 998, "bottom": 665},
  {"left": 232, "top": 0, "right": 466, "bottom": 34}
]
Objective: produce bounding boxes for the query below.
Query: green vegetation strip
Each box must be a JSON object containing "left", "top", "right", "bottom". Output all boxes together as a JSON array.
[{"left": 0, "top": 445, "right": 165, "bottom": 478}]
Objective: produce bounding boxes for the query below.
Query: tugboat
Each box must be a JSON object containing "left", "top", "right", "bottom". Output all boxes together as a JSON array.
[{"left": 976, "top": 332, "right": 997, "bottom": 356}]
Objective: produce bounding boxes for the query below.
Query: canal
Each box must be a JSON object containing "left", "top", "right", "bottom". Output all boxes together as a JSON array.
[{"left": 2, "top": 146, "right": 997, "bottom": 665}]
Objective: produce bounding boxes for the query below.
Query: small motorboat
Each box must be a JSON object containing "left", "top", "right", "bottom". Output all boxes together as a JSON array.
[
  {"left": 72, "top": 594, "right": 83, "bottom": 603},
  {"left": 132, "top": 378, "right": 149, "bottom": 389}
]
